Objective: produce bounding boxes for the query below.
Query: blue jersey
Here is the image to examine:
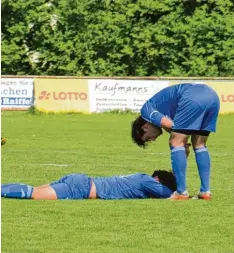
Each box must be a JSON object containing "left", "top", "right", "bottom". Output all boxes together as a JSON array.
[
  {"left": 141, "top": 83, "right": 220, "bottom": 132},
  {"left": 93, "top": 173, "right": 172, "bottom": 199}
]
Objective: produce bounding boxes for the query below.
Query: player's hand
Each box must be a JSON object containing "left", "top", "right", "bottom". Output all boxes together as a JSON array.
[{"left": 161, "top": 117, "right": 173, "bottom": 130}]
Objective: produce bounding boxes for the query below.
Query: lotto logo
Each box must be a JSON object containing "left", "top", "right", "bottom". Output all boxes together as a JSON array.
[
  {"left": 38, "top": 91, "right": 88, "bottom": 100},
  {"left": 39, "top": 91, "right": 50, "bottom": 100},
  {"left": 221, "top": 94, "right": 234, "bottom": 103}
]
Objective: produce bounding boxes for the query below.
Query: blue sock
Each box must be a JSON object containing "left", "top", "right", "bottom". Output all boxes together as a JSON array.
[
  {"left": 171, "top": 146, "right": 187, "bottom": 193},
  {"left": 194, "top": 146, "right": 210, "bottom": 192},
  {"left": 1, "top": 183, "right": 33, "bottom": 199}
]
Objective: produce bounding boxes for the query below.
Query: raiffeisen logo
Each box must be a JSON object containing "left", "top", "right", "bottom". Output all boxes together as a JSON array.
[{"left": 38, "top": 91, "right": 88, "bottom": 100}]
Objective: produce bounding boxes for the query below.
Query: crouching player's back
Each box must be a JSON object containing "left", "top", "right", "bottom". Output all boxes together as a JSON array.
[{"left": 1, "top": 170, "right": 176, "bottom": 200}]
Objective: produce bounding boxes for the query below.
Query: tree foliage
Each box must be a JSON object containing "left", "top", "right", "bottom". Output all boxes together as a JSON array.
[{"left": 1, "top": 0, "right": 234, "bottom": 76}]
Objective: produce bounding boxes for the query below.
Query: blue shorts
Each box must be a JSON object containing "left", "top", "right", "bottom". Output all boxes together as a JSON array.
[
  {"left": 50, "top": 174, "right": 91, "bottom": 200},
  {"left": 172, "top": 84, "right": 220, "bottom": 132}
]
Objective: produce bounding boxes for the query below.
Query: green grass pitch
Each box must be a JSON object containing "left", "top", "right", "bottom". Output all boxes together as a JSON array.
[{"left": 1, "top": 111, "right": 234, "bottom": 253}]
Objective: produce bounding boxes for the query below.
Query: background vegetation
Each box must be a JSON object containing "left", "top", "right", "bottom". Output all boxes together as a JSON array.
[{"left": 2, "top": 0, "right": 234, "bottom": 76}]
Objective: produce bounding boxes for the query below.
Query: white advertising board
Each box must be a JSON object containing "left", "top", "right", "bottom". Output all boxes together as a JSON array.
[
  {"left": 88, "top": 79, "right": 169, "bottom": 112},
  {"left": 1, "top": 78, "right": 34, "bottom": 109}
]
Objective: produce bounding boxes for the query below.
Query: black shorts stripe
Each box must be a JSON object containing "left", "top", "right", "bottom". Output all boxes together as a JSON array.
[{"left": 172, "top": 129, "right": 210, "bottom": 136}]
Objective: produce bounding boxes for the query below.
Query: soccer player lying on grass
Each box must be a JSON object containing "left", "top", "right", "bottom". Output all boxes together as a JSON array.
[
  {"left": 131, "top": 83, "right": 220, "bottom": 200},
  {"left": 1, "top": 170, "right": 176, "bottom": 200}
]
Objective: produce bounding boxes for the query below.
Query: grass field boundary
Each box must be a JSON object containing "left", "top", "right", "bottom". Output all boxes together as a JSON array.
[{"left": 26, "top": 106, "right": 234, "bottom": 116}]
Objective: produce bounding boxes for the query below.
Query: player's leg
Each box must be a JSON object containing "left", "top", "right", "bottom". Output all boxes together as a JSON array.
[
  {"left": 170, "top": 86, "right": 211, "bottom": 200},
  {"left": 1, "top": 183, "right": 58, "bottom": 200},
  {"left": 49, "top": 174, "right": 92, "bottom": 200},
  {"left": 31, "top": 185, "right": 58, "bottom": 200},
  {"left": 191, "top": 133, "right": 211, "bottom": 200},
  {"left": 1, "top": 183, "right": 34, "bottom": 199},
  {"left": 2, "top": 174, "right": 92, "bottom": 200},
  {"left": 1, "top": 182, "right": 71, "bottom": 200},
  {"left": 169, "top": 86, "right": 207, "bottom": 200},
  {"left": 2, "top": 175, "right": 74, "bottom": 200},
  {"left": 33, "top": 174, "right": 92, "bottom": 200},
  {"left": 169, "top": 131, "right": 190, "bottom": 199},
  {"left": 192, "top": 88, "right": 219, "bottom": 200}
]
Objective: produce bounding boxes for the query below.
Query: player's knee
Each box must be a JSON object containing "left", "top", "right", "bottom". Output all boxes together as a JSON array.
[
  {"left": 191, "top": 135, "right": 208, "bottom": 149},
  {"left": 169, "top": 136, "right": 188, "bottom": 147},
  {"left": 31, "top": 186, "right": 57, "bottom": 200},
  {"left": 192, "top": 144, "right": 206, "bottom": 150},
  {"left": 169, "top": 139, "right": 181, "bottom": 147},
  {"left": 191, "top": 138, "right": 206, "bottom": 149}
]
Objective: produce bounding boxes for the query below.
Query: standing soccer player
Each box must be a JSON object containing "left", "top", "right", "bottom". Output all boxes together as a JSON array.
[{"left": 131, "top": 83, "right": 220, "bottom": 200}]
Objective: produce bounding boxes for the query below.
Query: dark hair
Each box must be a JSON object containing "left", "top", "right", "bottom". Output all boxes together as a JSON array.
[
  {"left": 131, "top": 116, "right": 147, "bottom": 148},
  {"left": 152, "top": 170, "right": 176, "bottom": 192}
]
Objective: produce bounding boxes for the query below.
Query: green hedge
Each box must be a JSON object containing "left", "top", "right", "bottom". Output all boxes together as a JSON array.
[{"left": 2, "top": 0, "right": 234, "bottom": 76}]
